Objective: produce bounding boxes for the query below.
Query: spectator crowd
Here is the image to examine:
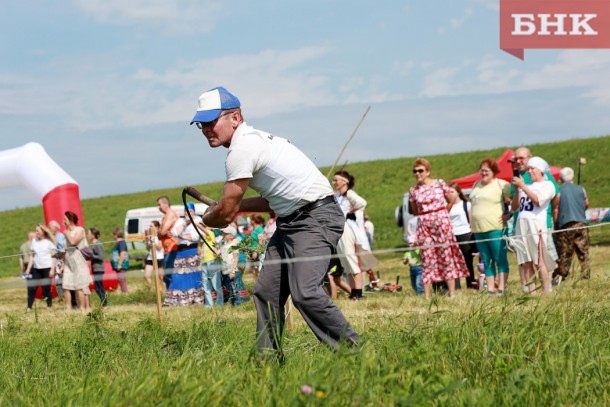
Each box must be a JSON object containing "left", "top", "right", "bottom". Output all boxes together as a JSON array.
[
  {"left": 16, "top": 146, "right": 593, "bottom": 311},
  {"left": 403, "top": 146, "right": 591, "bottom": 298}
]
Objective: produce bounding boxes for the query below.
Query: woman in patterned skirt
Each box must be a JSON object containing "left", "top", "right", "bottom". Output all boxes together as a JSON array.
[
  {"left": 163, "top": 206, "right": 205, "bottom": 306},
  {"left": 409, "top": 158, "right": 468, "bottom": 298}
]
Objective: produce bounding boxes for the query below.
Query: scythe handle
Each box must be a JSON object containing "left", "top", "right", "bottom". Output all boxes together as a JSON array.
[{"left": 183, "top": 186, "right": 217, "bottom": 206}]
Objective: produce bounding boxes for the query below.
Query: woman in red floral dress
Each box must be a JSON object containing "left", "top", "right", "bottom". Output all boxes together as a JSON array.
[{"left": 409, "top": 158, "right": 468, "bottom": 298}]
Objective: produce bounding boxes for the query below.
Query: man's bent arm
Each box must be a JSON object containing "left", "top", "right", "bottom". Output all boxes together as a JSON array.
[
  {"left": 239, "top": 197, "right": 271, "bottom": 213},
  {"left": 203, "top": 178, "right": 250, "bottom": 228}
]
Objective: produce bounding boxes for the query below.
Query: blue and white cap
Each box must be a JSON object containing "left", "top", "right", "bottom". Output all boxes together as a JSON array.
[{"left": 190, "top": 86, "right": 240, "bottom": 124}]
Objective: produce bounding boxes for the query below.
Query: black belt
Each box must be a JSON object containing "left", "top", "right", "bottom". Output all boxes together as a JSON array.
[{"left": 280, "top": 195, "right": 336, "bottom": 222}]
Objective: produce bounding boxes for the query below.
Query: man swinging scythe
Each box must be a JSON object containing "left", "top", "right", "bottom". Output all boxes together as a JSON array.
[{"left": 185, "top": 86, "right": 360, "bottom": 360}]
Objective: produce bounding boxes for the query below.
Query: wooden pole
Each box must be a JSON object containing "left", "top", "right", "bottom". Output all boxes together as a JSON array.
[
  {"left": 286, "top": 298, "right": 295, "bottom": 334},
  {"left": 326, "top": 106, "right": 371, "bottom": 179},
  {"left": 149, "top": 226, "right": 163, "bottom": 322}
]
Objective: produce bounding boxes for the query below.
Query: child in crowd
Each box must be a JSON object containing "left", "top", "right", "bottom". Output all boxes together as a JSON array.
[
  {"left": 219, "top": 225, "right": 242, "bottom": 306},
  {"left": 403, "top": 235, "right": 423, "bottom": 296},
  {"left": 199, "top": 223, "right": 223, "bottom": 308},
  {"left": 144, "top": 221, "right": 164, "bottom": 288}
]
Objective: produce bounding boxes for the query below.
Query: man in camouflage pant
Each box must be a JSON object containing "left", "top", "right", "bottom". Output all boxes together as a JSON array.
[{"left": 553, "top": 167, "right": 590, "bottom": 282}]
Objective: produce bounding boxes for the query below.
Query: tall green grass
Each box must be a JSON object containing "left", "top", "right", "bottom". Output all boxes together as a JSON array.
[
  {"left": 1, "top": 215, "right": 608, "bottom": 405},
  {"left": 1, "top": 288, "right": 608, "bottom": 406}
]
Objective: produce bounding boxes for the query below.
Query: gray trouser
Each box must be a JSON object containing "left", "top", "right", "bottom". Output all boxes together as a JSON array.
[{"left": 253, "top": 200, "right": 359, "bottom": 355}]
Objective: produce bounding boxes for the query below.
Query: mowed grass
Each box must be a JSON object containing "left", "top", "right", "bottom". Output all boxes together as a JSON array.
[{"left": 0, "top": 246, "right": 608, "bottom": 406}]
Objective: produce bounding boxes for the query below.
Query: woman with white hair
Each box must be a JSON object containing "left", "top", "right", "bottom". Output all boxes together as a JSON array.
[
  {"left": 511, "top": 156, "right": 558, "bottom": 293},
  {"left": 554, "top": 166, "right": 590, "bottom": 283}
]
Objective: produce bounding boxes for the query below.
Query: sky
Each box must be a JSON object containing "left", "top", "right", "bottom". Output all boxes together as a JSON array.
[{"left": 1, "top": 0, "right": 610, "bottom": 211}]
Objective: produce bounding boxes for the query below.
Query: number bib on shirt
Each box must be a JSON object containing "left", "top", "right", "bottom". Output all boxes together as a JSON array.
[{"left": 517, "top": 181, "right": 555, "bottom": 223}]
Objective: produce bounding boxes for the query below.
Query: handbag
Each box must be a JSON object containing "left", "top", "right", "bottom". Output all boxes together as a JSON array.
[{"left": 80, "top": 246, "right": 94, "bottom": 261}]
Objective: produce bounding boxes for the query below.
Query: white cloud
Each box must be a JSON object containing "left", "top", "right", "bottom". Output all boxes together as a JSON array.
[
  {"left": 451, "top": 8, "right": 473, "bottom": 29},
  {"left": 127, "top": 47, "right": 341, "bottom": 123},
  {"left": 519, "top": 51, "right": 610, "bottom": 99},
  {"left": 437, "top": 7, "right": 474, "bottom": 35},
  {"left": 1, "top": 46, "right": 406, "bottom": 133},
  {"left": 392, "top": 61, "right": 415, "bottom": 77},
  {"left": 418, "top": 50, "right": 610, "bottom": 105},
  {"left": 0, "top": 76, "right": 37, "bottom": 115},
  {"left": 472, "top": 0, "right": 499, "bottom": 12},
  {"left": 418, "top": 67, "right": 461, "bottom": 97},
  {"left": 70, "top": 0, "right": 223, "bottom": 33}
]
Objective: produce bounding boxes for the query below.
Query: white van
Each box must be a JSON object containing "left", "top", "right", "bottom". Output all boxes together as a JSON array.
[{"left": 124, "top": 203, "right": 209, "bottom": 256}]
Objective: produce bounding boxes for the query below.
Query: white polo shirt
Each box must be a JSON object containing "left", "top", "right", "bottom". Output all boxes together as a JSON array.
[{"left": 226, "top": 123, "right": 332, "bottom": 217}]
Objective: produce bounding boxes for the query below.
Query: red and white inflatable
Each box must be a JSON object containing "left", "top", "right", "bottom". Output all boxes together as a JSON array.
[
  {"left": 0, "top": 142, "right": 84, "bottom": 226},
  {"left": 1, "top": 142, "right": 118, "bottom": 296}
]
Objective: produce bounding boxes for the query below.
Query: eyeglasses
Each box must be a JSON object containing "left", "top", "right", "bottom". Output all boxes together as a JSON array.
[
  {"left": 195, "top": 110, "right": 234, "bottom": 129},
  {"left": 413, "top": 168, "right": 425, "bottom": 174}
]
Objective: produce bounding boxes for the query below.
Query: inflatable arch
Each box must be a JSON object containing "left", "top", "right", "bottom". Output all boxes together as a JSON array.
[
  {"left": 0, "top": 142, "right": 84, "bottom": 226},
  {"left": 0, "top": 142, "right": 118, "bottom": 295}
]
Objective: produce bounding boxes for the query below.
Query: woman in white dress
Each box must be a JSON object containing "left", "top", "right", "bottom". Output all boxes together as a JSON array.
[
  {"left": 62, "top": 211, "right": 93, "bottom": 310},
  {"left": 331, "top": 170, "right": 377, "bottom": 300},
  {"left": 511, "top": 157, "right": 558, "bottom": 293}
]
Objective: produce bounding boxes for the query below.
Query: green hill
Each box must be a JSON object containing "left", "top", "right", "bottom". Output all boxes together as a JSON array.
[{"left": 1, "top": 135, "right": 609, "bottom": 276}]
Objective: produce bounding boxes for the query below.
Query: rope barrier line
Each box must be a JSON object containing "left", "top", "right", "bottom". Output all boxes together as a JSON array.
[
  {"left": 1, "top": 222, "right": 609, "bottom": 263},
  {"left": 392, "top": 221, "right": 610, "bottom": 255},
  {"left": 0, "top": 239, "right": 122, "bottom": 261},
  {"left": 0, "top": 222, "right": 608, "bottom": 291}
]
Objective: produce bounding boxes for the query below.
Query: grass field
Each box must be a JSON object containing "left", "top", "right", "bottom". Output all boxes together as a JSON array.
[
  {"left": 0, "top": 246, "right": 608, "bottom": 406},
  {"left": 0, "top": 135, "right": 609, "bottom": 405}
]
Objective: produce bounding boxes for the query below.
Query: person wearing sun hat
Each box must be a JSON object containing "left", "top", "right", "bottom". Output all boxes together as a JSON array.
[
  {"left": 509, "top": 147, "right": 560, "bottom": 292},
  {"left": 218, "top": 225, "right": 242, "bottom": 306},
  {"left": 510, "top": 147, "right": 560, "bottom": 230},
  {"left": 190, "top": 86, "right": 359, "bottom": 358},
  {"left": 511, "top": 156, "right": 558, "bottom": 293}
]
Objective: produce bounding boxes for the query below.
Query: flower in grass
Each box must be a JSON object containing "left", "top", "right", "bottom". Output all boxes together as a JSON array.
[
  {"left": 300, "top": 384, "right": 313, "bottom": 395},
  {"left": 315, "top": 390, "right": 324, "bottom": 399}
]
